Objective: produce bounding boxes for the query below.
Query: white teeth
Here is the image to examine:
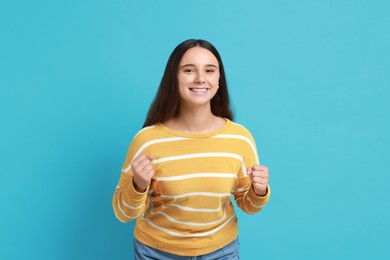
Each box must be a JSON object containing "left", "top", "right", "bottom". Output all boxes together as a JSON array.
[{"left": 191, "top": 88, "right": 207, "bottom": 92}]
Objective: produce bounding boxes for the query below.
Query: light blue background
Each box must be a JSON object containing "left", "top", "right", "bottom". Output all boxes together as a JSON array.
[{"left": 1, "top": 0, "right": 389, "bottom": 259}]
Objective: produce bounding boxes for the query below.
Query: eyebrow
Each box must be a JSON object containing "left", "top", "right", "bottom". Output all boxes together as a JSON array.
[{"left": 180, "top": 64, "right": 219, "bottom": 69}]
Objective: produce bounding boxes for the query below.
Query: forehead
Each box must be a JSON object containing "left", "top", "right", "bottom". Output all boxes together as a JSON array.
[{"left": 180, "top": 47, "right": 219, "bottom": 65}]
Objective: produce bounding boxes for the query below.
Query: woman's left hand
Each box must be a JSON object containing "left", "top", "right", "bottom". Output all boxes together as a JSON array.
[{"left": 247, "top": 165, "right": 269, "bottom": 196}]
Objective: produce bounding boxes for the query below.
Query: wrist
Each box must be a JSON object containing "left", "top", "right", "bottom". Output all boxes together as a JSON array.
[
  {"left": 253, "top": 185, "right": 267, "bottom": 197},
  {"left": 133, "top": 179, "right": 147, "bottom": 193}
]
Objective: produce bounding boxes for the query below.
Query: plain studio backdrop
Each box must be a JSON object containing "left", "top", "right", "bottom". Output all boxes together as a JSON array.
[{"left": 1, "top": 0, "right": 389, "bottom": 259}]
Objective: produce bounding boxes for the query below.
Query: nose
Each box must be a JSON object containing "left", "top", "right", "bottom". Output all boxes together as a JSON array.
[{"left": 194, "top": 71, "right": 205, "bottom": 84}]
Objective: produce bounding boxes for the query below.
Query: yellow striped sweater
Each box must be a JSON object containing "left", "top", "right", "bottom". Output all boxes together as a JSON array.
[{"left": 112, "top": 119, "right": 270, "bottom": 256}]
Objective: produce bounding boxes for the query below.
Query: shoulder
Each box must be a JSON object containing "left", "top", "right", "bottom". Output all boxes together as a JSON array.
[
  {"left": 228, "top": 121, "right": 255, "bottom": 138},
  {"left": 226, "top": 121, "right": 259, "bottom": 161},
  {"left": 130, "top": 125, "right": 159, "bottom": 146},
  {"left": 134, "top": 125, "right": 157, "bottom": 138},
  {"left": 221, "top": 120, "right": 258, "bottom": 149}
]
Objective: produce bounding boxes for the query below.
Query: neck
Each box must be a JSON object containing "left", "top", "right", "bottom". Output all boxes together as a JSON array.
[{"left": 165, "top": 105, "right": 224, "bottom": 133}]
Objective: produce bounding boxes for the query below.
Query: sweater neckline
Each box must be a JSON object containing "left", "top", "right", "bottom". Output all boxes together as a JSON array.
[{"left": 155, "top": 119, "right": 232, "bottom": 138}]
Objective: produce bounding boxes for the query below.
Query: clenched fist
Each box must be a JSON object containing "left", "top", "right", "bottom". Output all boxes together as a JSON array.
[
  {"left": 131, "top": 154, "right": 155, "bottom": 192},
  {"left": 247, "top": 165, "right": 269, "bottom": 196}
]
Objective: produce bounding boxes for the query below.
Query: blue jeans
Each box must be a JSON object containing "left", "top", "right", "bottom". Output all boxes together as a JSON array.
[{"left": 134, "top": 237, "right": 240, "bottom": 260}]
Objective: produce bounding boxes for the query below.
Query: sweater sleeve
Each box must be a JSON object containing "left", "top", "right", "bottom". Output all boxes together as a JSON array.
[
  {"left": 233, "top": 179, "right": 271, "bottom": 214},
  {"left": 112, "top": 132, "right": 150, "bottom": 223},
  {"left": 232, "top": 128, "right": 271, "bottom": 214}
]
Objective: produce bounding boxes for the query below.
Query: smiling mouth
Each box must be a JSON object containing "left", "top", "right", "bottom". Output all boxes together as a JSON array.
[{"left": 189, "top": 88, "right": 208, "bottom": 92}]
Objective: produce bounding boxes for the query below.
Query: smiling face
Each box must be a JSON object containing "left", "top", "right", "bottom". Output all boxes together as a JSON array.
[{"left": 177, "top": 46, "right": 220, "bottom": 110}]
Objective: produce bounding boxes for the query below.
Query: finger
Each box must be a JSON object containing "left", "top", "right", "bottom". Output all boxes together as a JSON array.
[
  {"left": 133, "top": 154, "right": 152, "bottom": 168},
  {"left": 132, "top": 158, "right": 153, "bottom": 175},
  {"left": 132, "top": 154, "right": 145, "bottom": 166},
  {"left": 142, "top": 164, "right": 154, "bottom": 175},
  {"left": 252, "top": 177, "right": 268, "bottom": 185},
  {"left": 250, "top": 171, "right": 269, "bottom": 179},
  {"left": 145, "top": 169, "right": 155, "bottom": 178},
  {"left": 253, "top": 182, "right": 267, "bottom": 189},
  {"left": 252, "top": 165, "right": 268, "bottom": 172},
  {"left": 145, "top": 155, "right": 155, "bottom": 160},
  {"left": 139, "top": 158, "right": 152, "bottom": 168},
  {"left": 247, "top": 167, "right": 253, "bottom": 175},
  {"left": 133, "top": 160, "right": 149, "bottom": 173}
]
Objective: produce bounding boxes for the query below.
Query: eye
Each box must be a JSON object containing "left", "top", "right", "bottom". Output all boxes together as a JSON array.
[
  {"left": 206, "top": 69, "right": 215, "bottom": 73},
  {"left": 183, "top": 68, "right": 195, "bottom": 73}
]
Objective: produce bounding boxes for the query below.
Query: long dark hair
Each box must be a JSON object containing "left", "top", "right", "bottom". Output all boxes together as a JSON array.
[{"left": 143, "top": 39, "right": 233, "bottom": 127}]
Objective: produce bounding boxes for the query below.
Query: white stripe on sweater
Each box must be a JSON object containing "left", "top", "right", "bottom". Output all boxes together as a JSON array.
[
  {"left": 152, "top": 152, "right": 243, "bottom": 164},
  {"left": 242, "top": 191, "right": 255, "bottom": 214},
  {"left": 116, "top": 199, "right": 140, "bottom": 220},
  {"left": 163, "top": 202, "right": 229, "bottom": 213},
  {"left": 155, "top": 173, "right": 237, "bottom": 181},
  {"left": 142, "top": 214, "right": 236, "bottom": 237},
  {"left": 213, "top": 134, "right": 259, "bottom": 164},
  {"left": 161, "top": 192, "right": 231, "bottom": 199},
  {"left": 246, "top": 196, "right": 265, "bottom": 209},
  {"left": 150, "top": 203, "right": 229, "bottom": 227},
  {"left": 123, "top": 200, "right": 144, "bottom": 210},
  {"left": 123, "top": 136, "right": 189, "bottom": 173},
  {"left": 123, "top": 132, "right": 257, "bottom": 174}
]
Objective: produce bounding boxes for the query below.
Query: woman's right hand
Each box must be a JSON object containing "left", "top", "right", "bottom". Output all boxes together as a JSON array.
[{"left": 131, "top": 154, "right": 155, "bottom": 192}]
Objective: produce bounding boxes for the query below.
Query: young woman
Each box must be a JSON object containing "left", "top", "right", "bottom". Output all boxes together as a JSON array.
[{"left": 113, "top": 39, "right": 270, "bottom": 259}]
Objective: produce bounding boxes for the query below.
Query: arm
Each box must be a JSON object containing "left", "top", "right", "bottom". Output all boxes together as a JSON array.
[
  {"left": 112, "top": 134, "right": 155, "bottom": 223},
  {"left": 233, "top": 174, "right": 271, "bottom": 214},
  {"left": 232, "top": 128, "right": 271, "bottom": 214},
  {"left": 112, "top": 171, "right": 149, "bottom": 223}
]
